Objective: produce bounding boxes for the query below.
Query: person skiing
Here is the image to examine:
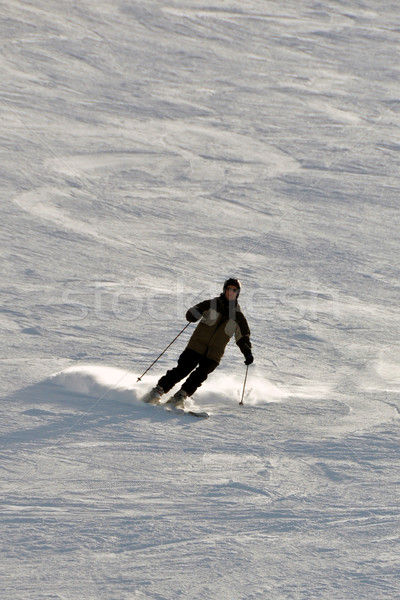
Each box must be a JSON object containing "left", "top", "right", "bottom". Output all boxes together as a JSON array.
[{"left": 147, "top": 278, "right": 254, "bottom": 408}]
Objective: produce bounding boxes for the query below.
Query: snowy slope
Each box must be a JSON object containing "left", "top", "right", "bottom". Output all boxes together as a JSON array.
[{"left": 1, "top": 1, "right": 400, "bottom": 598}]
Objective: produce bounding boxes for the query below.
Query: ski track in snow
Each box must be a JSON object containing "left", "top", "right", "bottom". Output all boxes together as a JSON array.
[{"left": 1, "top": 1, "right": 400, "bottom": 599}]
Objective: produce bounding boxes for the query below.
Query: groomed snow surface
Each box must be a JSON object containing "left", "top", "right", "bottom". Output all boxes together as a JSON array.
[{"left": 1, "top": 1, "right": 400, "bottom": 598}]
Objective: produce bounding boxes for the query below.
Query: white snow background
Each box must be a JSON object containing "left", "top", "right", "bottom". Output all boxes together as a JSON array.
[{"left": 1, "top": 1, "right": 400, "bottom": 599}]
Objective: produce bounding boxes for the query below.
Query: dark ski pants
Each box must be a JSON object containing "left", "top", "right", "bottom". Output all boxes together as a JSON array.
[{"left": 157, "top": 348, "right": 219, "bottom": 397}]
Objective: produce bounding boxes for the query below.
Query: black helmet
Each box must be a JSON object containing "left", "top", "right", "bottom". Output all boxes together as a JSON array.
[{"left": 223, "top": 278, "right": 241, "bottom": 296}]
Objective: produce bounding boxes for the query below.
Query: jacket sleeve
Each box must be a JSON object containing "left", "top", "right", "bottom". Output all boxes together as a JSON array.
[
  {"left": 186, "top": 299, "right": 212, "bottom": 322},
  {"left": 235, "top": 312, "right": 252, "bottom": 355}
]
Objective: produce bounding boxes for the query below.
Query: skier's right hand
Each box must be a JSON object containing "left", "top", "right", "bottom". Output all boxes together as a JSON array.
[{"left": 186, "top": 310, "right": 198, "bottom": 323}]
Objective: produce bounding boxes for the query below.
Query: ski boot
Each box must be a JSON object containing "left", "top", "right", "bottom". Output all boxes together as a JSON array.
[
  {"left": 166, "top": 389, "right": 188, "bottom": 409},
  {"left": 145, "top": 385, "right": 164, "bottom": 404}
]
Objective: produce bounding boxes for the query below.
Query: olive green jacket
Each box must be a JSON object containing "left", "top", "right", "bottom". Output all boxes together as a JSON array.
[{"left": 185, "top": 294, "right": 252, "bottom": 364}]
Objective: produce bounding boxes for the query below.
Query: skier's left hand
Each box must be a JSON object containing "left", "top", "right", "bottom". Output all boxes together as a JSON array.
[{"left": 244, "top": 352, "right": 254, "bottom": 365}]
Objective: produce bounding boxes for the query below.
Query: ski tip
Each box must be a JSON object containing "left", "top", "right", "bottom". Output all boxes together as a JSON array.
[
  {"left": 187, "top": 410, "right": 209, "bottom": 419},
  {"left": 167, "top": 407, "right": 209, "bottom": 419}
]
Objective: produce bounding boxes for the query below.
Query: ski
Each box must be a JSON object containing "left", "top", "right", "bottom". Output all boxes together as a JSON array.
[
  {"left": 142, "top": 396, "right": 209, "bottom": 418},
  {"left": 166, "top": 405, "right": 209, "bottom": 419}
]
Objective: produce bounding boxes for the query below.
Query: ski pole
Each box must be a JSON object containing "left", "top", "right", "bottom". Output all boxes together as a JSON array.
[
  {"left": 137, "top": 322, "right": 191, "bottom": 382},
  {"left": 239, "top": 364, "right": 249, "bottom": 406}
]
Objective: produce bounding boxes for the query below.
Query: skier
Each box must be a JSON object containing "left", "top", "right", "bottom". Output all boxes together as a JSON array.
[{"left": 147, "top": 278, "right": 254, "bottom": 408}]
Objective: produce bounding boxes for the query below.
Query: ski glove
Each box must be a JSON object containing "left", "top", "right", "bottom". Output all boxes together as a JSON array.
[
  {"left": 186, "top": 311, "right": 198, "bottom": 323},
  {"left": 244, "top": 352, "right": 254, "bottom": 365}
]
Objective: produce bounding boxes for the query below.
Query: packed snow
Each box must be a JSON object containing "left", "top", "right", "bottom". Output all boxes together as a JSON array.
[{"left": 1, "top": 1, "right": 400, "bottom": 598}]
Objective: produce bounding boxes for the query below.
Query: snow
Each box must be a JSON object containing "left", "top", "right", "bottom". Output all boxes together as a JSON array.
[{"left": 1, "top": 0, "right": 400, "bottom": 598}]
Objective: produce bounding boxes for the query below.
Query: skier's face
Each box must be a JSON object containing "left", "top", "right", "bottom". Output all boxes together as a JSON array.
[{"left": 225, "top": 286, "right": 239, "bottom": 300}]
